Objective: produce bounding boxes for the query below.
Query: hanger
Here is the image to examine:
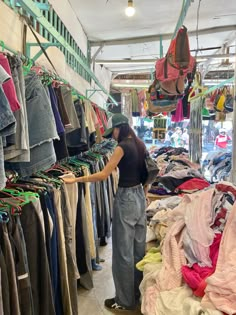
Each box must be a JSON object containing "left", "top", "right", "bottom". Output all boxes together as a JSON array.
[
  {"left": 0, "top": 199, "right": 22, "bottom": 216},
  {"left": 1, "top": 188, "right": 39, "bottom": 206},
  {"left": 68, "top": 158, "right": 90, "bottom": 168},
  {"left": 23, "top": 58, "right": 33, "bottom": 76},
  {"left": 31, "top": 65, "right": 44, "bottom": 76},
  {"left": 15, "top": 179, "right": 49, "bottom": 192},
  {"left": 188, "top": 72, "right": 207, "bottom": 102},
  {"left": 41, "top": 72, "right": 53, "bottom": 86},
  {"left": 45, "top": 163, "right": 70, "bottom": 174},
  {"left": 7, "top": 181, "right": 43, "bottom": 193},
  {"left": 0, "top": 189, "right": 25, "bottom": 203},
  {"left": 33, "top": 171, "right": 62, "bottom": 188},
  {"left": 85, "top": 151, "right": 102, "bottom": 160}
]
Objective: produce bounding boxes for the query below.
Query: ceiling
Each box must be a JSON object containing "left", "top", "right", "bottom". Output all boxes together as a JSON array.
[{"left": 71, "top": 0, "right": 236, "bottom": 83}]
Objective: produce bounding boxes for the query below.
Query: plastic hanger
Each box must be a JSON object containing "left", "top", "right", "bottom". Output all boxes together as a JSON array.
[
  {"left": 31, "top": 65, "right": 44, "bottom": 76},
  {"left": 33, "top": 171, "right": 62, "bottom": 188},
  {"left": 45, "top": 164, "right": 70, "bottom": 174},
  {"left": 0, "top": 189, "right": 25, "bottom": 203},
  {"left": 69, "top": 158, "right": 90, "bottom": 168},
  {"left": 85, "top": 151, "right": 102, "bottom": 161},
  {"left": 188, "top": 72, "right": 207, "bottom": 102},
  {"left": 1, "top": 188, "right": 39, "bottom": 206},
  {"left": 7, "top": 182, "right": 45, "bottom": 193},
  {"left": 23, "top": 58, "right": 33, "bottom": 76},
  {"left": 3, "top": 187, "right": 38, "bottom": 202},
  {"left": 16, "top": 179, "right": 49, "bottom": 192},
  {"left": 41, "top": 73, "right": 53, "bottom": 86},
  {"left": 0, "top": 199, "right": 22, "bottom": 216}
]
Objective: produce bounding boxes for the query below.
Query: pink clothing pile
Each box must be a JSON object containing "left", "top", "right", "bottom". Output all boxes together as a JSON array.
[
  {"left": 202, "top": 201, "right": 236, "bottom": 315},
  {"left": 182, "top": 233, "right": 222, "bottom": 297},
  {"left": 141, "top": 182, "right": 236, "bottom": 315}
]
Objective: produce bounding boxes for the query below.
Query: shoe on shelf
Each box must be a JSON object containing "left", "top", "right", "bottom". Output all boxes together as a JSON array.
[{"left": 104, "top": 298, "right": 135, "bottom": 312}]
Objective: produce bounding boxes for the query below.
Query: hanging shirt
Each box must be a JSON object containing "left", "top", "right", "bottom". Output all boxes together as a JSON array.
[
  {"left": 0, "top": 65, "right": 16, "bottom": 189},
  {"left": 0, "top": 53, "right": 20, "bottom": 112}
]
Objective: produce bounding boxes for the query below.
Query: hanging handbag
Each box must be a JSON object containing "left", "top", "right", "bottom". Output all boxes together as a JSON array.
[
  {"left": 224, "top": 94, "right": 234, "bottom": 113},
  {"left": 146, "top": 86, "right": 177, "bottom": 114},
  {"left": 142, "top": 151, "right": 159, "bottom": 185},
  {"left": 146, "top": 94, "right": 177, "bottom": 113}
]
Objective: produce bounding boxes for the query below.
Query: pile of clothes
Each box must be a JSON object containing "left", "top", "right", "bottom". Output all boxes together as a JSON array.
[
  {"left": 145, "top": 196, "right": 183, "bottom": 244},
  {"left": 202, "top": 151, "right": 232, "bottom": 183},
  {"left": 138, "top": 181, "right": 236, "bottom": 315},
  {"left": 149, "top": 147, "right": 209, "bottom": 195}
]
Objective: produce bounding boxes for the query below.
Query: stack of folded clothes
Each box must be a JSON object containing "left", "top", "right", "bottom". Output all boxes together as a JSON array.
[{"left": 149, "top": 146, "right": 210, "bottom": 195}]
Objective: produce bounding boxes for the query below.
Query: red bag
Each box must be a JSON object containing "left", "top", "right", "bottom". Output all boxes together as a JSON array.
[
  {"left": 168, "top": 26, "right": 190, "bottom": 71},
  {"left": 155, "top": 26, "right": 196, "bottom": 89},
  {"left": 160, "top": 76, "right": 185, "bottom": 95},
  {"left": 156, "top": 54, "right": 195, "bottom": 82}
]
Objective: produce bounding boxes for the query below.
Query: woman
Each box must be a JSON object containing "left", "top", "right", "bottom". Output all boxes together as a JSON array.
[{"left": 62, "top": 113, "right": 147, "bottom": 311}]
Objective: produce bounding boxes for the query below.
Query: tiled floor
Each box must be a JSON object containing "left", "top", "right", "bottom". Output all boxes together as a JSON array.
[{"left": 78, "top": 238, "right": 142, "bottom": 315}]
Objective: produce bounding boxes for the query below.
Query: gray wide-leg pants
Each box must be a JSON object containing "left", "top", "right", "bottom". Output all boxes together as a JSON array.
[{"left": 112, "top": 185, "right": 146, "bottom": 308}]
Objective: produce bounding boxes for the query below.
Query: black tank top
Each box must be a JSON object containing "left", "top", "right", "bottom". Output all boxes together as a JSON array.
[{"left": 117, "top": 138, "right": 143, "bottom": 187}]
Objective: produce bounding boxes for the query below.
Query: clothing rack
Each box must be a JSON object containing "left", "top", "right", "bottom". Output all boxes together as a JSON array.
[
  {"left": 1, "top": 139, "right": 117, "bottom": 314},
  {"left": 203, "top": 76, "right": 234, "bottom": 96},
  {"left": 0, "top": 40, "right": 23, "bottom": 58},
  {"left": 0, "top": 39, "right": 89, "bottom": 102}
]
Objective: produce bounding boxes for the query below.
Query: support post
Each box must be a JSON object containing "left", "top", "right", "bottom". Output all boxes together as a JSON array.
[
  {"left": 230, "top": 41, "right": 236, "bottom": 184},
  {"left": 92, "top": 45, "right": 104, "bottom": 72},
  {"left": 159, "top": 35, "right": 163, "bottom": 58}
]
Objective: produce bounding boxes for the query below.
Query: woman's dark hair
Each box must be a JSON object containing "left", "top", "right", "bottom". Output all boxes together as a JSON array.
[{"left": 117, "top": 124, "right": 146, "bottom": 164}]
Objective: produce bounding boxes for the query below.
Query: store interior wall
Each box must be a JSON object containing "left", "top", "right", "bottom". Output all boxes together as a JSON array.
[
  {"left": 48, "top": 0, "right": 88, "bottom": 56},
  {"left": 0, "top": 1, "right": 112, "bottom": 108}
]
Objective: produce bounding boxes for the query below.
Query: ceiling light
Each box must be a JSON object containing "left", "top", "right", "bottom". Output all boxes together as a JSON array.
[{"left": 125, "top": 0, "right": 135, "bottom": 17}]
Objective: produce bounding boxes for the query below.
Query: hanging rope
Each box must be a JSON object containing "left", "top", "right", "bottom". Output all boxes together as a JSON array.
[
  {"left": 172, "top": 0, "right": 195, "bottom": 39},
  {"left": 195, "top": 0, "right": 202, "bottom": 58}
]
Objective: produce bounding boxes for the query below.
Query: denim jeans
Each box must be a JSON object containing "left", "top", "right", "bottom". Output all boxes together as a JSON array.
[
  {"left": 112, "top": 185, "right": 146, "bottom": 308},
  {"left": 53, "top": 189, "right": 73, "bottom": 315},
  {"left": 0, "top": 84, "right": 16, "bottom": 189},
  {"left": 4, "top": 56, "right": 30, "bottom": 162},
  {"left": 5, "top": 71, "right": 58, "bottom": 176}
]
